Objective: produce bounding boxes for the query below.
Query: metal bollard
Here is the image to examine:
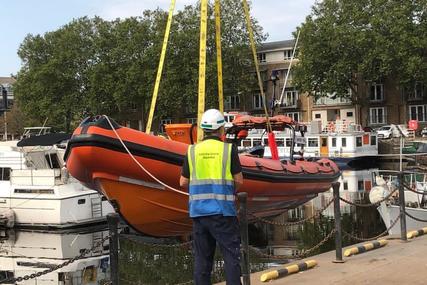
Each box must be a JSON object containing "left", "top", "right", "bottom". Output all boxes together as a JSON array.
[
  {"left": 398, "top": 172, "right": 407, "bottom": 241},
  {"left": 238, "top": 192, "right": 251, "bottom": 285},
  {"left": 107, "top": 213, "right": 120, "bottom": 285},
  {"left": 332, "top": 182, "right": 344, "bottom": 263}
]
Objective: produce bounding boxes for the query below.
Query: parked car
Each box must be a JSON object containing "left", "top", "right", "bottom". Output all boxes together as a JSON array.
[{"left": 377, "top": 124, "right": 409, "bottom": 139}]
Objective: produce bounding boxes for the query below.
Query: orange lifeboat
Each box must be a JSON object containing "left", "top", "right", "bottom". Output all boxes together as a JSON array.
[{"left": 65, "top": 116, "right": 340, "bottom": 237}]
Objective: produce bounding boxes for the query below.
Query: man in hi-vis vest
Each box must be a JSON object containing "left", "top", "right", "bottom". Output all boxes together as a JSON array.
[{"left": 180, "top": 109, "right": 243, "bottom": 285}]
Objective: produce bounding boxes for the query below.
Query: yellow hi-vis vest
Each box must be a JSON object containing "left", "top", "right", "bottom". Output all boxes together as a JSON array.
[{"left": 188, "top": 139, "right": 236, "bottom": 217}]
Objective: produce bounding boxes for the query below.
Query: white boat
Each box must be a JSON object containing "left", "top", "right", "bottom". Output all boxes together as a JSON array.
[
  {"left": 0, "top": 130, "right": 114, "bottom": 229},
  {"left": 236, "top": 120, "right": 378, "bottom": 169},
  {"left": 311, "top": 169, "right": 376, "bottom": 217},
  {"left": 372, "top": 172, "right": 427, "bottom": 235},
  {"left": 0, "top": 227, "right": 109, "bottom": 284}
]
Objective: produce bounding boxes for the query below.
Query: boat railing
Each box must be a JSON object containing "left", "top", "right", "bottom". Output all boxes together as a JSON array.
[
  {"left": 372, "top": 170, "right": 427, "bottom": 208},
  {"left": 299, "top": 121, "right": 366, "bottom": 135}
]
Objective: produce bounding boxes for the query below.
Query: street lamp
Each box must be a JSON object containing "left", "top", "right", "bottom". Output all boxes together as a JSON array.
[
  {"left": 0, "top": 86, "right": 8, "bottom": 141},
  {"left": 270, "top": 70, "right": 279, "bottom": 116}
]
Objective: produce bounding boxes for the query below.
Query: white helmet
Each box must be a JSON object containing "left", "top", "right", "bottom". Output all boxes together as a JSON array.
[{"left": 200, "top": 109, "right": 225, "bottom": 130}]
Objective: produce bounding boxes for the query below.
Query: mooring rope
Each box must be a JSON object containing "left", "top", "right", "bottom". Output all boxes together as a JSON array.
[{"left": 104, "top": 115, "right": 188, "bottom": 196}]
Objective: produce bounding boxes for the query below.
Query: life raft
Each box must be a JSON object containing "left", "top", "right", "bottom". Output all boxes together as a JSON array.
[{"left": 65, "top": 116, "right": 340, "bottom": 237}]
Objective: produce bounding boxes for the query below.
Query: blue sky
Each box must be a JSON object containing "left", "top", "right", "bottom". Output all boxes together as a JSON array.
[{"left": 0, "top": 0, "right": 316, "bottom": 76}]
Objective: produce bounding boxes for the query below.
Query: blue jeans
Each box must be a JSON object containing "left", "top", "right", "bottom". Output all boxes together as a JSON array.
[{"left": 192, "top": 215, "right": 241, "bottom": 285}]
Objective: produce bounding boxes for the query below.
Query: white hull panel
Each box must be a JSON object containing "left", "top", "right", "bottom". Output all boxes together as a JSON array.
[
  {"left": 378, "top": 203, "right": 427, "bottom": 235},
  {"left": 0, "top": 193, "right": 114, "bottom": 228}
]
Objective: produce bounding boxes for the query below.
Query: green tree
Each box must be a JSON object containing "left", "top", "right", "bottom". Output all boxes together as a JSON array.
[
  {"left": 293, "top": 0, "right": 427, "bottom": 101},
  {"left": 14, "top": 17, "right": 98, "bottom": 132},
  {"left": 154, "top": 0, "right": 265, "bottom": 121},
  {"left": 14, "top": 0, "right": 265, "bottom": 132}
]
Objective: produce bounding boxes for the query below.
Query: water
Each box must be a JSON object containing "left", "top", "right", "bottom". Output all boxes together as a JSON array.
[
  {"left": 0, "top": 169, "right": 385, "bottom": 284},
  {"left": 0, "top": 226, "right": 110, "bottom": 284}
]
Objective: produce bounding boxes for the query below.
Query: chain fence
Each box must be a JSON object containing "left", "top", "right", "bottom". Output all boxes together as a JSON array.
[
  {"left": 248, "top": 198, "right": 335, "bottom": 226},
  {"left": 403, "top": 182, "right": 427, "bottom": 195},
  {"left": 404, "top": 210, "right": 427, "bottom": 223},
  {"left": 339, "top": 186, "right": 398, "bottom": 208},
  {"left": 343, "top": 215, "right": 400, "bottom": 242},
  {"left": 0, "top": 234, "right": 110, "bottom": 284},
  {"left": 249, "top": 228, "right": 336, "bottom": 260},
  {"left": 120, "top": 234, "right": 192, "bottom": 248}
]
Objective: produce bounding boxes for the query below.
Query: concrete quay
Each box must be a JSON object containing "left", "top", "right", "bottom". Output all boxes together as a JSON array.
[{"left": 217, "top": 234, "right": 427, "bottom": 285}]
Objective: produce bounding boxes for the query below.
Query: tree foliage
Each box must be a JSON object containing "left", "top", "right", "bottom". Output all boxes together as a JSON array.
[
  {"left": 293, "top": 0, "right": 427, "bottom": 101},
  {"left": 13, "top": 0, "right": 264, "bottom": 132}
]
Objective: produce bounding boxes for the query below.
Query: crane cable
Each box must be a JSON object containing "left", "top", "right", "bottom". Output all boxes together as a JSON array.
[
  {"left": 146, "top": 0, "right": 176, "bottom": 134},
  {"left": 105, "top": 115, "right": 188, "bottom": 196},
  {"left": 277, "top": 30, "right": 300, "bottom": 107},
  {"left": 242, "top": 0, "right": 272, "bottom": 133},
  {"left": 215, "top": 0, "right": 224, "bottom": 113},
  {"left": 197, "top": 0, "right": 209, "bottom": 142}
]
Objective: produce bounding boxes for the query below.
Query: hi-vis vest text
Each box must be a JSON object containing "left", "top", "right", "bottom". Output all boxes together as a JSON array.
[{"left": 188, "top": 139, "right": 236, "bottom": 218}]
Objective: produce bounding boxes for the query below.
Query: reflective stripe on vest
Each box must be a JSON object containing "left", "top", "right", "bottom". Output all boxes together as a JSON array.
[
  {"left": 189, "top": 193, "right": 235, "bottom": 202},
  {"left": 187, "top": 140, "right": 235, "bottom": 217}
]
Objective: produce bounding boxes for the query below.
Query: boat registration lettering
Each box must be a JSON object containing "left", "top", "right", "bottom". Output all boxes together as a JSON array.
[{"left": 198, "top": 152, "right": 219, "bottom": 159}]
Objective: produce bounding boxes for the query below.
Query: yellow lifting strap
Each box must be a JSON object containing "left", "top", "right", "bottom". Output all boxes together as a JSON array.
[
  {"left": 197, "top": 0, "right": 209, "bottom": 142},
  {"left": 215, "top": 0, "right": 224, "bottom": 113},
  {"left": 145, "top": 0, "right": 176, "bottom": 134},
  {"left": 242, "top": 0, "right": 272, "bottom": 132}
]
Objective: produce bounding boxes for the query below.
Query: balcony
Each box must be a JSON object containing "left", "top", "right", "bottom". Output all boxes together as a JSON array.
[
  {"left": 280, "top": 99, "right": 301, "bottom": 109},
  {"left": 314, "top": 96, "right": 352, "bottom": 106}
]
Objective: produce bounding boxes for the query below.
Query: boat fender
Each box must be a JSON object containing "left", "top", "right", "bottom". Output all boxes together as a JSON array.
[
  {"left": 375, "top": 176, "right": 387, "bottom": 186},
  {"left": 0, "top": 209, "right": 15, "bottom": 228},
  {"left": 369, "top": 185, "right": 390, "bottom": 204}
]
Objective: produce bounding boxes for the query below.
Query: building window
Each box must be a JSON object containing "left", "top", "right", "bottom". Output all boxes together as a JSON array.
[
  {"left": 130, "top": 102, "right": 138, "bottom": 111},
  {"left": 409, "top": 105, "right": 427, "bottom": 122},
  {"left": 281, "top": 88, "right": 298, "bottom": 107},
  {"left": 341, "top": 138, "right": 347, "bottom": 147},
  {"left": 343, "top": 182, "right": 348, "bottom": 191},
  {"left": 315, "top": 114, "right": 321, "bottom": 119},
  {"left": 356, "top": 137, "right": 363, "bottom": 147},
  {"left": 369, "top": 107, "right": 386, "bottom": 124},
  {"left": 160, "top": 119, "right": 172, "bottom": 133},
  {"left": 406, "top": 82, "right": 425, "bottom": 100},
  {"left": 257, "top": 52, "right": 266, "bottom": 63},
  {"left": 253, "top": 94, "right": 264, "bottom": 109},
  {"left": 370, "top": 135, "right": 377, "bottom": 146},
  {"left": 370, "top": 83, "right": 384, "bottom": 101},
  {"left": 186, "top": 118, "right": 197, "bottom": 124},
  {"left": 253, "top": 139, "right": 262, "bottom": 146},
  {"left": 307, "top": 138, "right": 319, "bottom": 147},
  {"left": 284, "top": 49, "right": 293, "bottom": 60},
  {"left": 225, "top": 95, "right": 240, "bottom": 110},
  {"left": 346, "top": 111, "right": 353, "bottom": 117},
  {"left": 332, "top": 138, "right": 337, "bottom": 147},
  {"left": 284, "top": 112, "right": 300, "bottom": 121}
]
